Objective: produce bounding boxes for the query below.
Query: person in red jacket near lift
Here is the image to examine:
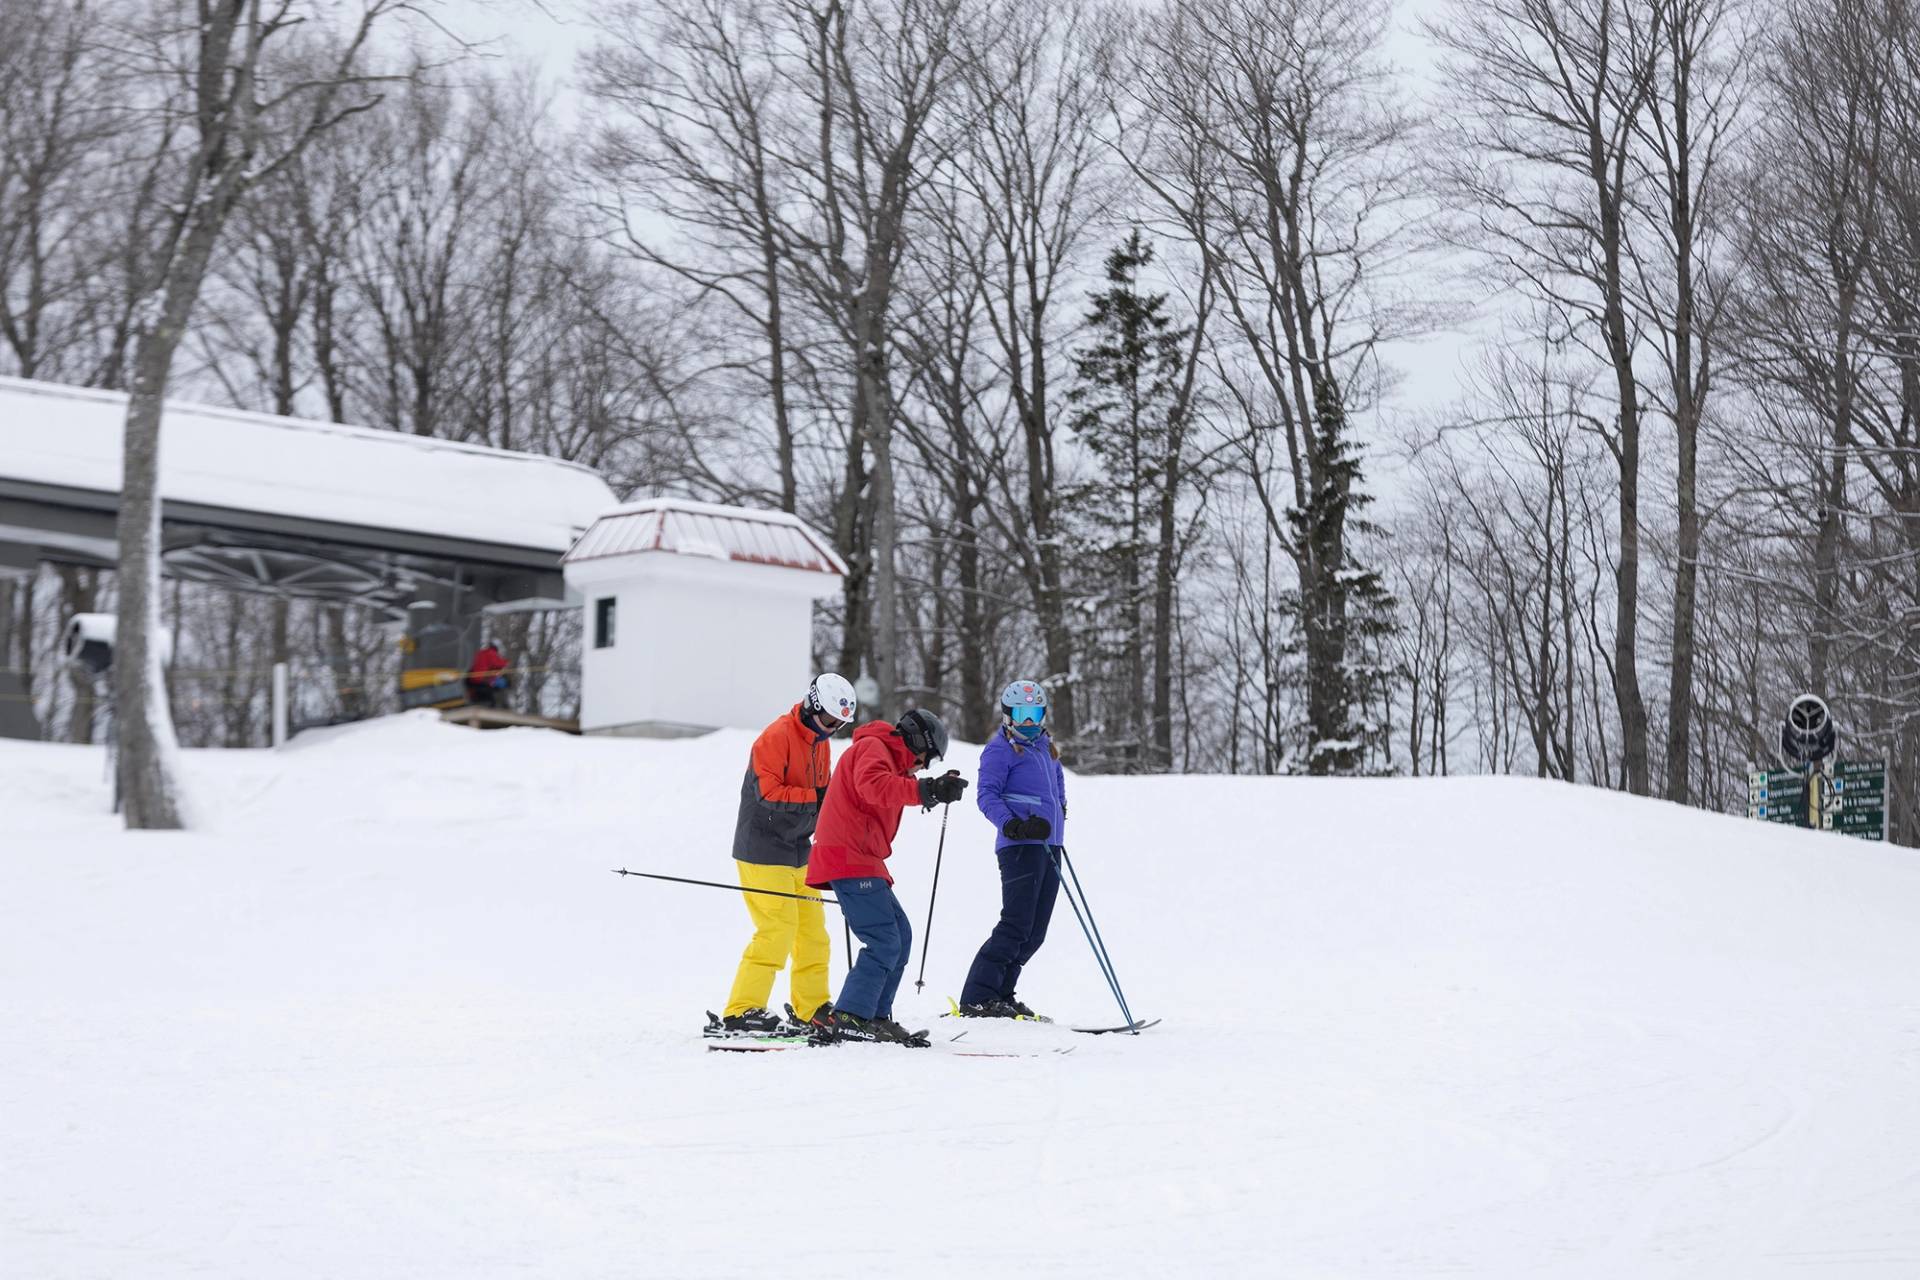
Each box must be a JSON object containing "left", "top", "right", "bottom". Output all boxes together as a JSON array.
[
  {"left": 806, "top": 708, "right": 967, "bottom": 1047},
  {"left": 466, "top": 639, "right": 510, "bottom": 708}
]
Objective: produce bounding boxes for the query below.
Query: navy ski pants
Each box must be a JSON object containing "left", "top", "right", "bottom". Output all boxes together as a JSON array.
[
  {"left": 959, "top": 843, "right": 1061, "bottom": 1006},
  {"left": 831, "top": 877, "right": 912, "bottom": 1020}
]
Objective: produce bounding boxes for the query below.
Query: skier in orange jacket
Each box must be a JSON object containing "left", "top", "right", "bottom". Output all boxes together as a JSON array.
[{"left": 715, "top": 673, "right": 858, "bottom": 1035}]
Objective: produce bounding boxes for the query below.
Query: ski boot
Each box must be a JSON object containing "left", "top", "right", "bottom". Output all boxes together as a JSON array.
[
  {"left": 782, "top": 1002, "right": 829, "bottom": 1036},
  {"left": 809, "top": 1009, "right": 929, "bottom": 1047},
  {"left": 704, "top": 1007, "right": 784, "bottom": 1039},
  {"left": 1006, "top": 998, "right": 1052, "bottom": 1023},
  {"left": 874, "top": 1016, "right": 932, "bottom": 1048},
  {"left": 806, "top": 1005, "right": 846, "bottom": 1045},
  {"left": 956, "top": 998, "right": 1022, "bottom": 1019}
]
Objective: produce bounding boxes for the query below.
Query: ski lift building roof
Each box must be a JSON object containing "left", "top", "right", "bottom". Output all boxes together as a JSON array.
[
  {"left": 0, "top": 375, "right": 616, "bottom": 566},
  {"left": 562, "top": 498, "right": 847, "bottom": 577}
]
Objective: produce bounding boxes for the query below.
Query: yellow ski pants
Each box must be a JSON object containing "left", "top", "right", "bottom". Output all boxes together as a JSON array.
[{"left": 724, "top": 861, "right": 832, "bottom": 1020}]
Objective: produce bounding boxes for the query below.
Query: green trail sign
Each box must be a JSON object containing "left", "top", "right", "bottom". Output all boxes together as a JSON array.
[
  {"left": 1824, "top": 760, "right": 1888, "bottom": 842},
  {"left": 1747, "top": 768, "right": 1811, "bottom": 826},
  {"left": 1745, "top": 759, "right": 1888, "bottom": 841}
]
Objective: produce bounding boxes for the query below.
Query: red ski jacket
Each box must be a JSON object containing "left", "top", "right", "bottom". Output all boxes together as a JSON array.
[
  {"left": 467, "top": 646, "right": 509, "bottom": 686},
  {"left": 806, "top": 721, "right": 924, "bottom": 887}
]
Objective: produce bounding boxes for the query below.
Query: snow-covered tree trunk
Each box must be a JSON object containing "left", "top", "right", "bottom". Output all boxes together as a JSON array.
[{"left": 113, "top": 0, "right": 414, "bottom": 826}]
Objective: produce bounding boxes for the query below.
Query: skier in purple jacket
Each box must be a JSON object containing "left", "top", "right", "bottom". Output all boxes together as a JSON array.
[{"left": 958, "top": 679, "right": 1065, "bottom": 1018}]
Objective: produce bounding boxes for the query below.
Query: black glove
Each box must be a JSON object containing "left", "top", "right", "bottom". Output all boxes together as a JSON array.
[
  {"left": 918, "top": 772, "right": 968, "bottom": 807},
  {"left": 1002, "top": 815, "right": 1051, "bottom": 841}
]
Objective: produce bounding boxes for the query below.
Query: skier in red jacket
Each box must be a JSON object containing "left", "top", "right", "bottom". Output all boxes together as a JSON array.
[
  {"left": 806, "top": 708, "right": 966, "bottom": 1046},
  {"left": 466, "top": 641, "right": 510, "bottom": 708}
]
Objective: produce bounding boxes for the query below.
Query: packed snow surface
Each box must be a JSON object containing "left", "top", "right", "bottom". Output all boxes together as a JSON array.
[{"left": 4, "top": 715, "right": 1919, "bottom": 1277}]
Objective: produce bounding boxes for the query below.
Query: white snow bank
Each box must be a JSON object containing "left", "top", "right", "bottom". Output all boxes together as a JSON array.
[{"left": 3, "top": 719, "right": 1919, "bottom": 1278}]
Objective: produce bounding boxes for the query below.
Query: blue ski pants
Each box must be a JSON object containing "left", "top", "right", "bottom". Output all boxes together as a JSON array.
[
  {"left": 831, "top": 877, "right": 913, "bottom": 1020},
  {"left": 959, "top": 843, "right": 1061, "bottom": 1005}
]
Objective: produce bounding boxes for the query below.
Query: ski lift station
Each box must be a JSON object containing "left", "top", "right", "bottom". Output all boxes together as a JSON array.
[
  {"left": 1, "top": 376, "right": 846, "bottom": 741},
  {"left": 0, "top": 374, "right": 616, "bottom": 733},
  {"left": 561, "top": 498, "right": 846, "bottom": 736}
]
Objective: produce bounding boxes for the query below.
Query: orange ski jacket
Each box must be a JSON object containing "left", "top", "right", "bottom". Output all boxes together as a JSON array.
[{"left": 732, "top": 704, "right": 832, "bottom": 868}]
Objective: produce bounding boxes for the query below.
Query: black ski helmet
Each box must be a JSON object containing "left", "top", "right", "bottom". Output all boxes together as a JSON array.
[{"left": 895, "top": 707, "right": 950, "bottom": 763}]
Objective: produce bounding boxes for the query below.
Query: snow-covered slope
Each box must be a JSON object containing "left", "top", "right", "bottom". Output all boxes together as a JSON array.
[{"left": 4, "top": 716, "right": 1918, "bottom": 1278}]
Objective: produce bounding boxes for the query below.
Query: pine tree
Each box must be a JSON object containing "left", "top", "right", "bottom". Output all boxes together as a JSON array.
[
  {"left": 1064, "top": 231, "right": 1199, "bottom": 771},
  {"left": 1285, "top": 379, "right": 1396, "bottom": 774}
]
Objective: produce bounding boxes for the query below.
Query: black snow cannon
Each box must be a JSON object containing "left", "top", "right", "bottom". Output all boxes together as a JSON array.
[
  {"left": 1779, "top": 693, "right": 1836, "bottom": 770},
  {"left": 62, "top": 613, "right": 116, "bottom": 676}
]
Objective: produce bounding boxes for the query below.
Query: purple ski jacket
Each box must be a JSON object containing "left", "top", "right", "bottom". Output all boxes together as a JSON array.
[{"left": 976, "top": 726, "right": 1066, "bottom": 852}]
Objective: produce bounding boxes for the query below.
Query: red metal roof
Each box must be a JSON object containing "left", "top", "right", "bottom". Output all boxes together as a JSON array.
[{"left": 562, "top": 498, "right": 846, "bottom": 576}]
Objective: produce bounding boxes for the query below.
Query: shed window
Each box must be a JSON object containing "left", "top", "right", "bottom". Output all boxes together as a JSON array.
[{"left": 594, "top": 597, "right": 616, "bottom": 649}]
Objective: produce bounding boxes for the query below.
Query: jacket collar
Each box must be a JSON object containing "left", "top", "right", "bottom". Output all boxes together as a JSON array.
[
  {"left": 855, "top": 719, "right": 918, "bottom": 769},
  {"left": 790, "top": 703, "right": 830, "bottom": 741}
]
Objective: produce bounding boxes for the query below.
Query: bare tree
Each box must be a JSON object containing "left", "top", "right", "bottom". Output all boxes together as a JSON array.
[
  {"left": 0, "top": 0, "right": 123, "bottom": 380},
  {"left": 581, "top": 0, "right": 967, "bottom": 716},
  {"left": 1731, "top": 0, "right": 1886, "bottom": 693},
  {"left": 773, "top": 0, "right": 967, "bottom": 717},
  {"left": 112, "top": 0, "right": 417, "bottom": 829},
  {"left": 1130, "top": 0, "right": 1421, "bottom": 774},
  {"left": 345, "top": 70, "right": 501, "bottom": 438},
  {"left": 197, "top": 157, "right": 320, "bottom": 414},
  {"left": 1413, "top": 338, "right": 1616, "bottom": 780},
  {"left": 1390, "top": 505, "right": 1461, "bottom": 776},
  {"left": 1637, "top": 0, "right": 1748, "bottom": 803},
  {"left": 949, "top": 0, "right": 1113, "bottom": 743},
  {"left": 891, "top": 179, "right": 1005, "bottom": 737},
  {"left": 1714, "top": 0, "right": 1920, "bottom": 842},
  {"left": 1430, "top": 0, "right": 1664, "bottom": 792},
  {"left": 584, "top": 0, "right": 811, "bottom": 513}
]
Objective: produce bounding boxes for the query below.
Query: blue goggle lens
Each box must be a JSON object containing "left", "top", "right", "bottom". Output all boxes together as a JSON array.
[{"left": 1010, "top": 704, "right": 1046, "bottom": 726}]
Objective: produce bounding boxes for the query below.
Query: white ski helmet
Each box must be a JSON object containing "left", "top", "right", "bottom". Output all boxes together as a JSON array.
[{"left": 804, "top": 672, "right": 858, "bottom": 727}]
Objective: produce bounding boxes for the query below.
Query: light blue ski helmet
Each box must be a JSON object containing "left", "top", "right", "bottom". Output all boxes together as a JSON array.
[{"left": 999, "top": 678, "right": 1048, "bottom": 738}]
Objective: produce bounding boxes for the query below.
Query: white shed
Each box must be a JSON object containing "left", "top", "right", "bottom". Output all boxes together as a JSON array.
[{"left": 562, "top": 498, "right": 847, "bottom": 736}]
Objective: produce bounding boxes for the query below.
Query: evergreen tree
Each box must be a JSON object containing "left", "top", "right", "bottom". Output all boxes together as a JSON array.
[
  {"left": 1064, "top": 231, "right": 1200, "bottom": 771},
  {"left": 1286, "top": 379, "right": 1397, "bottom": 774}
]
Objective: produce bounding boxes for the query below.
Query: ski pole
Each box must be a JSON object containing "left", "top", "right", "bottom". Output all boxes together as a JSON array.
[
  {"left": 1053, "top": 848, "right": 1138, "bottom": 1031},
  {"left": 912, "top": 803, "right": 952, "bottom": 993},
  {"left": 611, "top": 868, "right": 836, "bottom": 905},
  {"left": 1055, "top": 870, "right": 1127, "bottom": 1026},
  {"left": 1059, "top": 848, "right": 1135, "bottom": 1025}
]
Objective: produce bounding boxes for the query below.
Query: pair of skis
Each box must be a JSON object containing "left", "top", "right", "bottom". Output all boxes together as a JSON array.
[
  {"left": 710, "top": 1036, "right": 1076, "bottom": 1059},
  {"left": 942, "top": 996, "right": 1160, "bottom": 1035},
  {"left": 704, "top": 1005, "right": 1158, "bottom": 1054},
  {"left": 708, "top": 1028, "right": 1077, "bottom": 1058}
]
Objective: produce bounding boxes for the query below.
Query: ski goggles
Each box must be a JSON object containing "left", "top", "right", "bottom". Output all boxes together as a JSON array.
[
  {"left": 1009, "top": 703, "right": 1046, "bottom": 728},
  {"left": 807, "top": 694, "right": 855, "bottom": 731}
]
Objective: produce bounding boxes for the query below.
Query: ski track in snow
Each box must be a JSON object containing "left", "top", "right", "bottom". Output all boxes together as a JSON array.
[{"left": 5, "top": 717, "right": 1920, "bottom": 1277}]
